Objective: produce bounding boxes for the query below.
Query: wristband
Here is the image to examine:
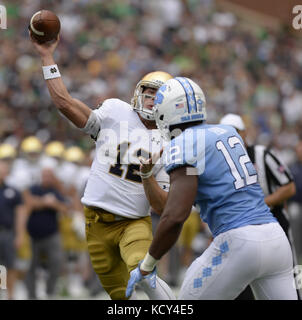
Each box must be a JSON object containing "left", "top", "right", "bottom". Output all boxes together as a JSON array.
[
  {"left": 140, "top": 170, "right": 153, "bottom": 179},
  {"left": 42, "top": 64, "right": 61, "bottom": 80},
  {"left": 140, "top": 252, "right": 158, "bottom": 272}
]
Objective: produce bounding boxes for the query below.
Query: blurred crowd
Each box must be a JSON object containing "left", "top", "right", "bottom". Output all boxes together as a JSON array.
[
  {"left": 1, "top": 0, "right": 302, "bottom": 299},
  {"left": 1, "top": 0, "right": 302, "bottom": 163},
  {"left": 0, "top": 137, "right": 105, "bottom": 299}
]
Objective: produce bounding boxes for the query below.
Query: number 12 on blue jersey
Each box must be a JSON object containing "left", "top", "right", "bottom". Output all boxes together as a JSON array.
[{"left": 216, "top": 136, "right": 257, "bottom": 190}]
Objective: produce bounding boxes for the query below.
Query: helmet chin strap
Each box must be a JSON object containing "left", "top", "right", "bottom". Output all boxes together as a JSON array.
[
  {"left": 137, "top": 112, "right": 157, "bottom": 130},
  {"left": 139, "top": 111, "right": 154, "bottom": 121}
]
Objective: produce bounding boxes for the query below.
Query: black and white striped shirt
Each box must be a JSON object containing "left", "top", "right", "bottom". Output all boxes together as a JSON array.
[{"left": 246, "top": 145, "right": 294, "bottom": 235}]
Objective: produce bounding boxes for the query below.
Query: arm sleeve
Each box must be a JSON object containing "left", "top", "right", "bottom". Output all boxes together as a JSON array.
[
  {"left": 80, "top": 111, "right": 101, "bottom": 141},
  {"left": 264, "top": 149, "right": 294, "bottom": 186},
  {"left": 81, "top": 100, "right": 113, "bottom": 140}
]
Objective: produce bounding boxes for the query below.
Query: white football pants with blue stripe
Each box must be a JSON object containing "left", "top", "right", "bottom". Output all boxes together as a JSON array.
[{"left": 179, "top": 222, "right": 298, "bottom": 300}]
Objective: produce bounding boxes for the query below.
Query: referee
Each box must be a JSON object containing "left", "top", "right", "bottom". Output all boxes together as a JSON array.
[{"left": 220, "top": 114, "right": 301, "bottom": 300}]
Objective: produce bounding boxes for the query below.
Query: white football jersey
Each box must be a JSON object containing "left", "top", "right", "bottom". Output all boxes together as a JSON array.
[
  {"left": 76, "top": 166, "right": 90, "bottom": 196},
  {"left": 81, "top": 98, "right": 169, "bottom": 218}
]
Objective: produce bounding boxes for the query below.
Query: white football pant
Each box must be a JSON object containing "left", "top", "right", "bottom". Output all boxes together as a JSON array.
[{"left": 179, "top": 222, "right": 298, "bottom": 300}]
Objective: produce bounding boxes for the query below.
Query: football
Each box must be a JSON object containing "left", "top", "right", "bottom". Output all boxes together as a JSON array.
[{"left": 29, "top": 10, "right": 60, "bottom": 44}]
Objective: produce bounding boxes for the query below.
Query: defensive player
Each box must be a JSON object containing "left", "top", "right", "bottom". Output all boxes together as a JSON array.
[
  {"left": 126, "top": 77, "right": 298, "bottom": 300},
  {"left": 220, "top": 113, "right": 300, "bottom": 299},
  {"left": 30, "top": 35, "right": 175, "bottom": 300}
]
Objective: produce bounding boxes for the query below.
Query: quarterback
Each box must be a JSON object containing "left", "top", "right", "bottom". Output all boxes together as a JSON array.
[{"left": 30, "top": 35, "right": 175, "bottom": 300}]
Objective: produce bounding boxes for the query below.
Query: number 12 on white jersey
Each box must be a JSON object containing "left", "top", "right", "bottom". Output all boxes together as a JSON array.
[{"left": 216, "top": 136, "right": 257, "bottom": 190}]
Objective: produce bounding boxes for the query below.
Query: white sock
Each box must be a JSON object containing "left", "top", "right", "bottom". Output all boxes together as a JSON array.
[{"left": 139, "top": 276, "right": 176, "bottom": 300}]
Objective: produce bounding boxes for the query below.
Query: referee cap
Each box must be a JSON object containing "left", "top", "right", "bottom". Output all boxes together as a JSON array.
[{"left": 219, "top": 113, "right": 246, "bottom": 131}]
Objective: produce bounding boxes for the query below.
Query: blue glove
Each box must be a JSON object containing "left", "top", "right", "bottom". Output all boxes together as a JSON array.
[{"left": 126, "top": 263, "right": 157, "bottom": 298}]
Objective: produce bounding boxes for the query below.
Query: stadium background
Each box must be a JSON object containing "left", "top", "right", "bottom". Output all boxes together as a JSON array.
[{"left": 0, "top": 0, "right": 302, "bottom": 299}]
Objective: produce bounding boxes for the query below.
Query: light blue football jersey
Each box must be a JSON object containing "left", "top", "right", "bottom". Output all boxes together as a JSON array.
[{"left": 164, "top": 123, "right": 277, "bottom": 237}]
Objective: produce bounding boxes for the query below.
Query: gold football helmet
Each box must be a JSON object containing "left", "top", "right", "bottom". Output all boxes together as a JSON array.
[
  {"left": 45, "top": 141, "right": 65, "bottom": 159},
  {"left": 0, "top": 143, "right": 17, "bottom": 160},
  {"left": 20, "top": 136, "right": 43, "bottom": 154},
  {"left": 63, "top": 146, "right": 84, "bottom": 164},
  {"left": 131, "top": 71, "right": 173, "bottom": 121}
]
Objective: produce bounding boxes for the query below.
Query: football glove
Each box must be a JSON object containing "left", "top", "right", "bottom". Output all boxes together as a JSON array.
[{"left": 126, "top": 263, "right": 157, "bottom": 298}]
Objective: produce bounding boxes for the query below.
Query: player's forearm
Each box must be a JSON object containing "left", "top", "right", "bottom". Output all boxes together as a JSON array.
[
  {"left": 265, "top": 182, "right": 296, "bottom": 207},
  {"left": 149, "top": 213, "right": 184, "bottom": 259},
  {"left": 142, "top": 176, "right": 168, "bottom": 215},
  {"left": 148, "top": 167, "right": 198, "bottom": 260},
  {"left": 41, "top": 55, "right": 91, "bottom": 128}
]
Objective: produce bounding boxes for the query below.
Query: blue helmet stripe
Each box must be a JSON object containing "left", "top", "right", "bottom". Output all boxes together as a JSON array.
[{"left": 175, "top": 77, "right": 197, "bottom": 113}]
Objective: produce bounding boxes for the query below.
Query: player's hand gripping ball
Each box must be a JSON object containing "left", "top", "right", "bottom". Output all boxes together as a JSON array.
[{"left": 29, "top": 10, "right": 60, "bottom": 44}]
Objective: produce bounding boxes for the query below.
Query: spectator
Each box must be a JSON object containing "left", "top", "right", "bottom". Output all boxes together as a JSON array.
[
  {"left": 6, "top": 136, "right": 45, "bottom": 281},
  {"left": 23, "top": 168, "right": 69, "bottom": 299},
  {"left": 0, "top": 144, "right": 23, "bottom": 299},
  {"left": 1, "top": 0, "right": 302, "bottom": 153}
]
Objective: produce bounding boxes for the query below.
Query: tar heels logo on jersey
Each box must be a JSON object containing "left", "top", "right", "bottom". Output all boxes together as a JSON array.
[{"left": 208, "top": 127, "right": 227, "bottom": 136}]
